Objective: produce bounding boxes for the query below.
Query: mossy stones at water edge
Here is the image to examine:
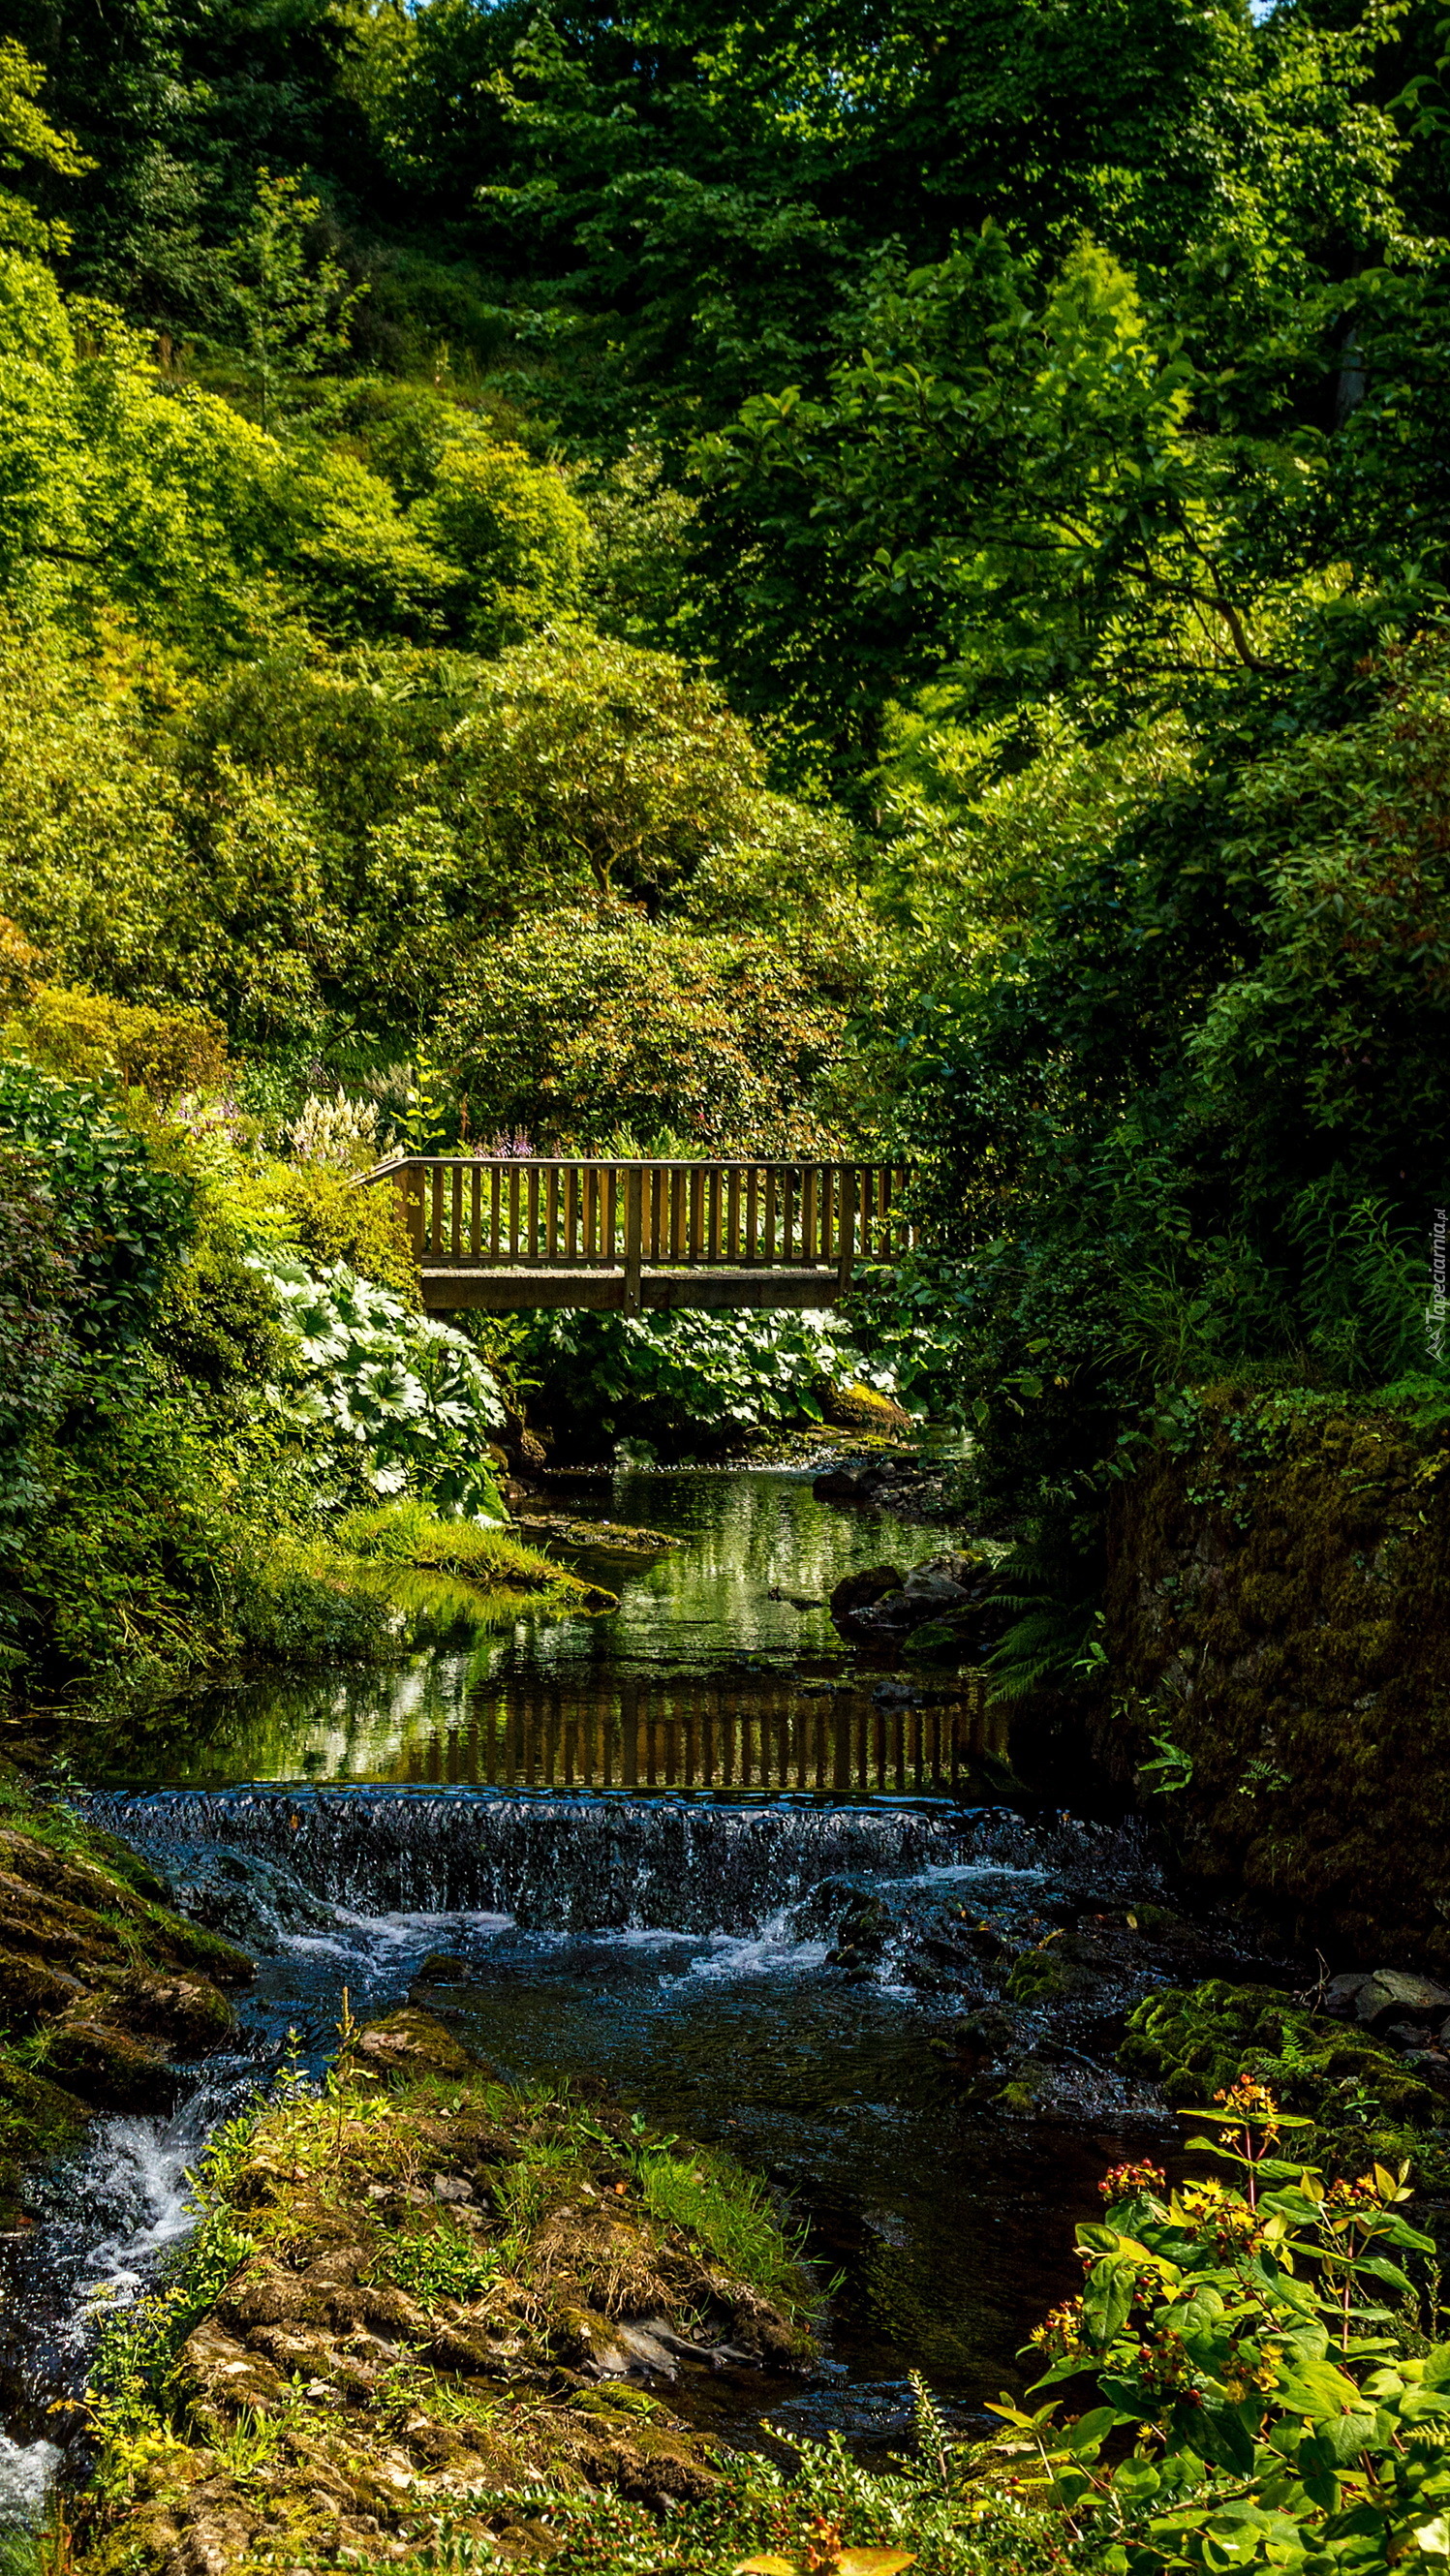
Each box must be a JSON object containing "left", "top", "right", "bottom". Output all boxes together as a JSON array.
[
  {"left": 818, "top": 1382, "right": 913, "bottom": 1436},
  {"left": 1120, "top": 1978, "right": 1450, "bottom": 2184},
  {"left": 72, "top": 2009, "right": 820, "bottom": 2575},
  {"left": 0, "top": 1786, "right": 252, "bottom": 2219}
]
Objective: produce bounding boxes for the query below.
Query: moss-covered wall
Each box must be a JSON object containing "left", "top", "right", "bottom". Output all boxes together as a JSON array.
[
  {"left": 0, "top": 1776, "right": 253, "bottom": 2218},
  {"left": 1100, "top": 1390, "right": 1450, "bottom": 1967}
]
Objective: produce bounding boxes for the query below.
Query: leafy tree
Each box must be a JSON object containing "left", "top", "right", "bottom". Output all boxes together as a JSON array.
[
  {"left": 440, "top": 910, "right": 856, "bottom": 1152},
  {"left": 879, "top": 631, "right": 1450, "bottom": 1526},
  {"left": 439, "top": 628, "right": 769, "bottom": 914},
  {"left": 409, "top": 438, "right": 589, "bottom": 647},
  {"left": 221, "top": 166, "right": 365, "bottom": 429},
  {"left": 0, "top": 34, "right": 91, "bottom": 255}
]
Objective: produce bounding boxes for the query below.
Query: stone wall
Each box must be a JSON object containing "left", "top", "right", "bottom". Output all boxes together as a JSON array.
[{"left": 1096, "top": 1389, "right": 1450, "bottom": 1968}]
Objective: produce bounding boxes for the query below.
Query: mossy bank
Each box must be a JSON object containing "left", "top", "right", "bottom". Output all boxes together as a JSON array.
[
  {"left": 75, "top": 2008, "right": 809, "bottom": 2572},
  {"left": 1098, "top": 1386, "right": 1450, "bottom": 1965},
  {"left": 0, "top": 1777, "right": 252, "bottom": 2223}
]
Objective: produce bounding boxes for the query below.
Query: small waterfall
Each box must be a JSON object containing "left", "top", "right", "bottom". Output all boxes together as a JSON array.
[{"left": 81, "top": 1788, "right": 1157, "bottom": 1934}]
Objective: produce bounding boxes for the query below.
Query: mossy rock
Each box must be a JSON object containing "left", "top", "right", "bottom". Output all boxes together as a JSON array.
[
  {"left": 0, "top": 1790, "right": 250, "bottom": 2206},
  {"left": 1120, "top": 1978, "right": 1450, "bottom": 2183},
  {"left": 1006, "top": 1942, "right": 1084, "bottom": 2005},
  {"left": 902, "top": 1611, "right": 975, "bottom": 1666},
  {"left": 819, "top": 1381, "right": 912, "bottom": 1436}
]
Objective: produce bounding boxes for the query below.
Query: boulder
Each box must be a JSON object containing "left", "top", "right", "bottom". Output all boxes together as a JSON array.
[
  {"left": 45, "top": 2016, "right": 170, "bottom": 2110},
  {"left": 818, "top": 1382, "right": 912, "bottom": 1436},
  {"left": 901, "top": 1571, "right": 971, "bottom": 1608},
  {"left": 906, "top": 1552, "right": 980, "bottom": 1593},
  {"left": 901, "top": 1615, "right": 972, "bottom": 1667},
  {"left": 828, "top": 1565, "right": 906, "bottom": 1625},
  {"left": 355, "top": 2008, "right": 474, "bottom": 2078},
  {"left": 179, "top": 2317, "right": 289, "bottom": 2418},
  {"left": 1354, "top": 1970, "right": 1450, "bottom": 2025}
]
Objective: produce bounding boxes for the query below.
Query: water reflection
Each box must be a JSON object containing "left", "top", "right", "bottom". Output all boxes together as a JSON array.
[{"left": 85, "top": 1470, "right": 983, "bottom": 1792}]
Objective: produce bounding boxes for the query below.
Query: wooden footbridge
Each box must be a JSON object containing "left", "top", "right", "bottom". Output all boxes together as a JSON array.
[{"left": 363, "top": 1157, "right": 913, "bottom": 1312}]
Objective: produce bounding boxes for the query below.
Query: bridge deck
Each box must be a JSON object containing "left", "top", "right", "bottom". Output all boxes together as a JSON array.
[{"left": 364, "top": 1156, "right": 913, "bottom": 1312}]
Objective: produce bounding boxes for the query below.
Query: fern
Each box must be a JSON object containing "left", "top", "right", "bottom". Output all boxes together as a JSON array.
[
  {"left": 1289, "top": 1176, "right": 1435, "bottom": 1388},
  {"left": 985, "top": 1525, "right": 1102, "bottom": 1702}
]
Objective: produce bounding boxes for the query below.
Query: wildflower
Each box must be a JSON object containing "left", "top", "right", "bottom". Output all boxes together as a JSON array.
[{"left": 1098, "top": 2160, "right": 1167, "bottom": 2203}]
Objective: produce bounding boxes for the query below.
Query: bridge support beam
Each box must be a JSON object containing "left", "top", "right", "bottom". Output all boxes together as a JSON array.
[{"left": 420, "top": 1268, "right": 844, "bottom": 1314}]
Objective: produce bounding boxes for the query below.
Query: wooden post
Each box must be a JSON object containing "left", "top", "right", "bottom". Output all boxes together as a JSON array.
[
  {"left": 623, "top": 1165, "right": 644, "bottom": 1314},
  {"left": 837, "top": 1166, "right": 856, "bottom": 1295},
  {"left": 394, "top": 1165, "right": 424, "bottom": 1262}
]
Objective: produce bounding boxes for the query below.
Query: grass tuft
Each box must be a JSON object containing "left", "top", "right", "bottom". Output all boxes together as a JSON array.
[{"left": 636, "top": 2144, "right": 813, "bottom": 2308}]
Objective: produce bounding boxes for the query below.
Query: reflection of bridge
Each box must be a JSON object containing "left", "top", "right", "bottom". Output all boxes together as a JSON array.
[
  {"left": 416, "top": 1673, "right": 1003, "bottom": 1795},
  {"left": 364, "top": 1157, "right": 914, "bottom": 1312}
]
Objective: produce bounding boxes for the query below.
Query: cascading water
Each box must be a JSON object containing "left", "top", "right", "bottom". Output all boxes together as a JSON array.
[{"left": 79, "top": 1786, "right": 1159, "bottom": 1932}]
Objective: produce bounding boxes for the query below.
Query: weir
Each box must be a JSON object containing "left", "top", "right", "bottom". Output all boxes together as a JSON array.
[{"left": 78, "top": 1787, "right": 1151, "bottom": 1933}]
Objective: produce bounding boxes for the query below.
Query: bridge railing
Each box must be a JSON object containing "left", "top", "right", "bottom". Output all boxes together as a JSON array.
[{"left": 366, "top": 1156, "right": 913, "bottom": 1295}]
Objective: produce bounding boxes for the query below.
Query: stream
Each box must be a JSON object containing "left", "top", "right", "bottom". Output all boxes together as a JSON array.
[{"left": 1, "top": 1466, "right": 1269, "bottom": 2495}]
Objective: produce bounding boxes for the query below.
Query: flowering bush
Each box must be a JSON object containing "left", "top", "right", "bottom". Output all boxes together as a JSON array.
[
  {"left": 284, "top": 1088, "right": 385, "bottom": 1172},
  {"left": 990, "top": 2082, "right": 1450, "bottom": 2575},
  {"left": 247, "top": 1247, "right": 505, "bottom": 1518}
]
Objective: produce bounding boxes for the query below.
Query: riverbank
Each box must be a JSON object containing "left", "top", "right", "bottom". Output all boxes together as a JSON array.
[
  {"left": 0, "top": 1778, "right": 253, "bottom": 2227},
  {"left": 15, "top": 1453, "right": 1450, "bottom": 2576},
  {"left": 71, "top": 2006, "right": 822, "bottom": 2574}
]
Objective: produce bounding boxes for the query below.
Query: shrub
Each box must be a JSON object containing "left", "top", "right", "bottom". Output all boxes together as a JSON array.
[
  {"left": 248, "top": 1246, "right": 505, "bottom": 1515},
  {"left": 0, "top": 1059, "right": 193, "bottom": 1348},
  {"left": 441, "top": 628, "right": 764, "bottom": 911},
  {"left": 0, "top": 1142, "right": 78, "bottom": 1553},
  {"left": 998, "top": 2087, "right": 1450, "bottom": 2575},
  {"left": 265, "top": 1161, "right": 418, "bottom": 1307},
  {"left": 0, "top": 914, "right": 40, "bottom": 1005},
  {"left": 521, "top": 1305, "right": 900, "bottom": 1449},
  {"left": 442, "top": 911, "right": 850, "bottom": 1154},
  {"left": 8, "top": 1376, "right": 258, "bottom": 1683},
  {"left": 10, "top": 984, "right": 228, "bottom": 1098},
  {"left": 410, "top": 440, "right": 590, "bottom": 648}
]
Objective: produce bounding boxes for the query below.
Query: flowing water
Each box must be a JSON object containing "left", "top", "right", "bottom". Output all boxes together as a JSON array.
[{"left": 5, "top": 1466, "right": 1212, "bottom": 2496}]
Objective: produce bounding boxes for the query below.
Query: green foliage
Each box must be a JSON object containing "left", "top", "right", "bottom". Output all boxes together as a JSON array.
[
  {"left": 336, "top": 1497, "right": 579, "bottom": 1596},
  {"left": 218, "top": 168, "right": 365, "bottom": 431},
  {"left": 880, "top": 632, "right": 1450, "bottom": 1533},
  {"left": 248, "top": 1245, "right": 506, "bottom": 1517},
  {"left": 9, "top": 983, "right": 228, "bottom": 1098},
  {"left": 0, "top": 1140, "right": 78, "bottom": 1548},
  {"left": 411, "top": 442, "right": 589, "bottom": 649},
  {"left": 995, "top": 2094, "right": 1450, "bottom": 2576},
  {"left": 636, "top": 2142, "right": 808, "bottom": 2306},
  {"left": 521, "top": 1305, "right": 898, "bottom": 1449},
  {"left": 264, "top": 1161, "right": 419, "bottom": 1308},
  {"left": 443, "top": 912, "right": 854, "bottom": 1155},
  {"left": 381, "top": 2217, "right": 499, "bottom": 2305},
  {"left": 0, "top": 1058, "right": 192, "bottom": 1349},
  {"left": 9, "top": 1368, "right": 268, "bottom": 1682},
  {"left": 440, "top": 627, "right": 768, "bottom": 912}
]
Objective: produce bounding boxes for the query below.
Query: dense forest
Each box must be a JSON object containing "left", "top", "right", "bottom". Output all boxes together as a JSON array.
[{"left": 2, "top": 0, "right": 1450, "bottom": 1695}]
